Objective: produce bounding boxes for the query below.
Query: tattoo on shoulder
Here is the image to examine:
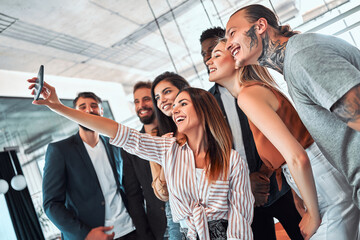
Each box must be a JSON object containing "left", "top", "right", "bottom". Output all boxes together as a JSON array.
[
  {"left": 246, "top": 25, "right": 258, "bottom": 50},
  {"left": 258, "top": 32, "right": 287, "bottom": 74},
  {"left": 331, "top": 84, "right": 360, "bottom": 124}
]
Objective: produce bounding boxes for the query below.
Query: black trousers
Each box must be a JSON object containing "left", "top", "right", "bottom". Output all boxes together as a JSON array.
[
  {"left": 252, "top": 190, "right": 303, "bottom": 240},
  {"left": 115, "top": 230, "right": 137, "bottom": 240}
]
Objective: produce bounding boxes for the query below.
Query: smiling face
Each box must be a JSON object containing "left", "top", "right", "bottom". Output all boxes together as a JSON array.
[
  {"left": 201, "top": 37, "right": 219, "bottom": 68},
  {"left": 225, "top": 10, "right": 263, "bottom": 67},
  {"left": 206, "top": 41, "right": 236, "bottom": 84},
  {"left": 133, "top": 87, "right": 155, "bottom": 124},
  {"left": 154, "top": 80, "right": 180, "bottom": 117},
  {"left": 75, "top": 97, "right": 103, "bottom": 131},
  {"left": 172, "top": 91, "right": 200, "bottom": 134}
]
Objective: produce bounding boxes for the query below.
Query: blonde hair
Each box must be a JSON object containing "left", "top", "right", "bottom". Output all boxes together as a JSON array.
[{"left": 238, "top": 65, "right": 279, "bottom": 89}]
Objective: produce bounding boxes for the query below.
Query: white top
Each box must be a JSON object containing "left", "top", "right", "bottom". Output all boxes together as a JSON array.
[
  {"left": 218, "top": 85, "right": 247, "bottom": 162},
  {"left": 83, "top": 140, "right": 135, "bottom": 238},
  {"left": 110, "top": 123, "right": 254, "bottom": 240}
]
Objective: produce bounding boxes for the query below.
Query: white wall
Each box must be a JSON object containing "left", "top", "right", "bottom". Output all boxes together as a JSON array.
[{"left": 0, "top": 69, "right": 132, "bottom": 122}]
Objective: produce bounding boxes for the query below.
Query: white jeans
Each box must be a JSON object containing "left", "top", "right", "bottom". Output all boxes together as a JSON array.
[{"left": 282, "top": 143, "right": 360, "bottom": 240}]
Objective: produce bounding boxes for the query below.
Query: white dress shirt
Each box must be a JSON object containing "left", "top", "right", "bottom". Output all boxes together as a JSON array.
[{"left": 84, "top": 140, "right": 135, "bottom": 238}]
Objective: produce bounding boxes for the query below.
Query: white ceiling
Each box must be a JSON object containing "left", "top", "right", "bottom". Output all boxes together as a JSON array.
[
  {"left": 0, "top": 0, "right": 359, "bottom": 96},
  {"left": 0, "top": 0, "right": 244, "bottom": 94}
]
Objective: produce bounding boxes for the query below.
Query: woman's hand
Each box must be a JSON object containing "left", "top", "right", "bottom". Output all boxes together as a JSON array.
[
  {"left": 161, "top": 132, "right": 174, "bottom": 138},
  {"left": 299, "top": 211, "right": 321, "bottom": 240},
  {"left": 28, "top": 78, "right": 61, "bottom": 109}
]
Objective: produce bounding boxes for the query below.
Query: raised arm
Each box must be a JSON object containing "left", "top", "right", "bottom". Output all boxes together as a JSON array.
[
  {"left": 331, "top": 84, "right": 360, "bottom": 131},
  {"left": 28, "top": 78, "right": 173, "bottom": 166},
  {"left": 237, "top": 85, "right": 320, "bottom": 240},
  {"left": 28, "top": 78, "right": 118, "bottom": 138}
]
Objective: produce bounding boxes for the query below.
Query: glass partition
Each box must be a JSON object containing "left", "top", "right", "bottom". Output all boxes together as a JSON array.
[{"left": 0, "top": 96, "right": 114, "bottom": 239}]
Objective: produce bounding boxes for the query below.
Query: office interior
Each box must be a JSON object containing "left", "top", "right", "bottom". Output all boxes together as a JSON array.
[{"left": 0, "top": 0, "right": 359, "bottom": 239}]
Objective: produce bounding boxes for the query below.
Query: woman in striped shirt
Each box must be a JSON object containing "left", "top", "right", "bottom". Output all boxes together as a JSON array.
[{"left": 28, "top": 79, "right": 255, "bottom": 240}]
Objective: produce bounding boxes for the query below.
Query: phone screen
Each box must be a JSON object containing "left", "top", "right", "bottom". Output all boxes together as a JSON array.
[{"left": 34, "top": 65, "right": 44, "bottom": 100}]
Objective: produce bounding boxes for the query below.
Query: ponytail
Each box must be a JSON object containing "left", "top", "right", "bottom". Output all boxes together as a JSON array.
[{"left": 235, "top": 4, "right": 299, "bottom": 37}]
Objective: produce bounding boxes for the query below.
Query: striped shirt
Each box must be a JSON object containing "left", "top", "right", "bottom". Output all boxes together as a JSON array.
[{"left": 110, "top": 124, "right": 254, "bottom": 240}]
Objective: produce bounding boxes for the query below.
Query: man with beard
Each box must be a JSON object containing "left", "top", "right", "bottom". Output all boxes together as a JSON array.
[
  {"left": 122, "top": 81, "right": 167, "bottom": 240},
  {"left": 43, "top": 92, "right": 148, "bottom": 240}
]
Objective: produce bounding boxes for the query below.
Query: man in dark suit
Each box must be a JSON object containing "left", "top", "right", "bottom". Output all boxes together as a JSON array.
[
  {"left": 200, "top": 27, "right": 303, "bottom": 240},
  {"left": 43, "top": 92, "right": 153, "bottom": 240},
  {"left": 122, "top": 81, "right": 167, "bottom": 240}
]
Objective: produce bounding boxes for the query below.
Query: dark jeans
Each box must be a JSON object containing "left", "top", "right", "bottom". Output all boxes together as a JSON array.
[
  {"left": 252, "top": 190, "right": 303, "bottom": 240},
  {"left": 115, "top": 230, "right": 137, "bottom": 240},
  {"left": 180, "top": 219, "right": 228, "bottom": 240},
  {"left": 165, "top": 201, "right": 182, "bottom": 240}
]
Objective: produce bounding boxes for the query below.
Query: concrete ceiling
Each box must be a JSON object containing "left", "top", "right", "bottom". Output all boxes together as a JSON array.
[{"left": 0, "top": 0, "right": 304, "bottom": 94}]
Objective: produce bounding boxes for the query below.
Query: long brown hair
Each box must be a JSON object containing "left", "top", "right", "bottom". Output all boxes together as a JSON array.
[
  {"left": 151, "top": 72, "right": 190, "bottom": 136},
  {"left": 179, "top": 87, "right": 232, "bottom": 182},
  {"left": 232, "top": 4, "right": 299, "bottom": 38}
]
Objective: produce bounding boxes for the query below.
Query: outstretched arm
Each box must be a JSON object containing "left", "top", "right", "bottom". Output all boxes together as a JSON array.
[
  {"left": 237, "top": 85, "right": 320, "bottom": 240},
  {"left": 28, "top": 78, "right": 172, "bottom": 165},
  {"left": 28, "top": 78, "right": 118, "bottom": 138},
  {"left": 331, "top": 84, "right": 360, "bottom": 131}
]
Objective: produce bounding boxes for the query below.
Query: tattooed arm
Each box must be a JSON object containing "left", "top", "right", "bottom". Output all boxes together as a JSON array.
[{"left": 331, "top": 84, "right": 360, "bottom": 131}]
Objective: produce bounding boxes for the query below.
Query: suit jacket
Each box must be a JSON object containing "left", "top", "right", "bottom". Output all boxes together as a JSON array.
[
  {"left": 122, "top": 127, "right": 167, "bottom": 240},
  {"left": 209, "top": 84, "right": 290, "bottom": 206},
  {"left": 42, "top": 132, "right": 152, "bottom": 240}
]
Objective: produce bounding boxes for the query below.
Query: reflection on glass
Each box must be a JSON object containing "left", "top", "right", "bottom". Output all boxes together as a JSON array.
[
  {"left": 0, "top": 194, "right": 17, "bottom": 239},
  {"left": 0, "top": 97, "right": 114, "bottom": 239}
]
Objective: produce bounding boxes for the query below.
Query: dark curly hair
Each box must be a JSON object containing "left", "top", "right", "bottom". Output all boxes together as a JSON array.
[{"left": 199, "top": 26, "right": 225, "bottom": 43}]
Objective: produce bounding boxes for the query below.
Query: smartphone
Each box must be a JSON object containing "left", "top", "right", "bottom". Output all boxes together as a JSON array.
[{"left": 34, "top": 65, "right": 44, "bottom": 100}]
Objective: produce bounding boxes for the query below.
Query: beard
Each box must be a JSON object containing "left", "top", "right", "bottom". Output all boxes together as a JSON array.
[
  {"left": 137, "top": 107, "right": 156, "bottom": 125},
  {"left": 79, "top": 112, "right": 100, "bottom": 132}
]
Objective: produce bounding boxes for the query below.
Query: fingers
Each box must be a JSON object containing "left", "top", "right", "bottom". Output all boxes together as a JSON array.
[
  {"left": 257, "top": 172, "right": 270, "bottom": 182},
  {"left": 28, "top": 83, "right": 36, "bottom": 90},
  {"left": 43, "top": 81, "right": 53, "bottom": 89},
  {"left": 106, "top": 232, "right": 115, "bottom": 240},
  {"left": 32, "top": 99, "right": 47, "bottom": 105},
  {"left": 27, "top": 77, "right": 37, "bottom": 83},
  {"left": 162, "top": 132, "right": 174, "bottom": 138},
  {"left": 98, "top": 226, "right": 114, "bottom": 231},
  {"left": 250, "top": 172, "right": 270, "bottom": 182}
]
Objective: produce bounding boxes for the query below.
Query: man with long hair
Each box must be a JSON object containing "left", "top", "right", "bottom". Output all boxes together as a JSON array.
[{"left": 225, "top": 4, "right": 360, "bottom": 208}]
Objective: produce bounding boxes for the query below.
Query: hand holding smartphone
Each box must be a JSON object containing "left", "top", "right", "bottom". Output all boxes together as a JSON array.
[{"left": 34, "top": 65, "right": 44, "bottom": 100}]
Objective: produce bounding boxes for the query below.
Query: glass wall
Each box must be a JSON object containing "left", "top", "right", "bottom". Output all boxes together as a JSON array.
[
  {"left": 0, "top": 96, "right": 114, "bottom": 239},
  {"left": 0, "top": 194, "right": 17, "bottom": 239}
]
